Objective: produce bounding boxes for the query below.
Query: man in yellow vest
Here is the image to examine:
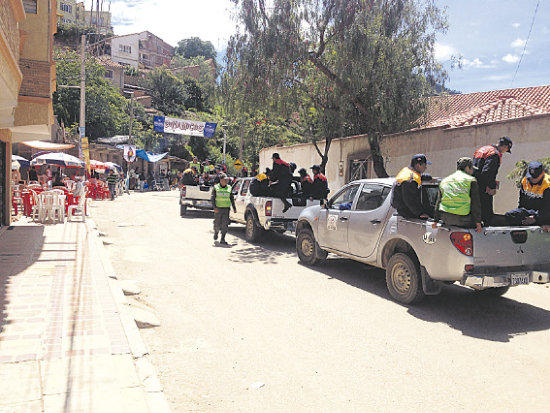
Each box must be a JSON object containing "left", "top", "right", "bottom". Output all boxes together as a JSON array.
[
  {"left": 189, "top": 156, "right": 201, "bottom": 175},
  {"left": 210, "top": 173, "right": 237, "bottom": 245},
  {"left": 505, "top": 161, "right": 550, "bottom": 226},
  {"left": 434, "top": 157, "right": 482, "bottom": 232},
  {"left": 391, "top": 154, "right": 432, "bottom": 218}
]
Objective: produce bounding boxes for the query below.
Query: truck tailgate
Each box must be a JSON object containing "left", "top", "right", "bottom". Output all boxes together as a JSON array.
[
  {"left": 184, "top": 185, "right": 212, "bottom": 200},
  {"left": 270, "top": 199, "right": 320, "bottom": 219},
  {"left": 473, "top": 226, "right": 550, "bottom": 269}
]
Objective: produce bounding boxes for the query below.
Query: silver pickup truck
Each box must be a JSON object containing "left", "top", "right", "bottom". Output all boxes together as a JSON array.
[
  {"left": 179, "top": 184, "right": 214, "bottom": 216},
  {"left": 230, "top": 177, "right": 320, "bottom": 242},
  {"left": 295, "top": 178, "right": 550, "bottom": 304}
]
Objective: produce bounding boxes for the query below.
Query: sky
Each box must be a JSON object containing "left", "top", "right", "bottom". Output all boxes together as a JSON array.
[{"left": 109, "top": 0, "right": 549, "bottom": 94}]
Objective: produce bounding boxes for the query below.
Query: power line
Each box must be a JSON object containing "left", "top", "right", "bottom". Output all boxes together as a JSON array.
[{"left": 511, "top": 0, "right": 539, "bottom": 86}]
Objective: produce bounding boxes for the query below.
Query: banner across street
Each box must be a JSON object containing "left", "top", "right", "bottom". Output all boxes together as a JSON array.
[{"left": 154, "top": 116, "right": 217, "bottom": 138}]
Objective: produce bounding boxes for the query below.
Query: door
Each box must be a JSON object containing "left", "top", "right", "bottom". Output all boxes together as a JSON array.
[
  {"left": 231, "top": 179, "right": 245, "bottom": 221},
  {"left": 317, "top": 184, "right": 360, "bottom": 252},
  {"left": 348, "top": 184, "right": 392, "bottom": 258}
]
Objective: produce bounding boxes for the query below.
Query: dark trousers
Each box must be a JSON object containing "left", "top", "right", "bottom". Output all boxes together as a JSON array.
[
  {"left": 270, "top": 182, "right": 292, "bottom": 207},
  {"left": 479, "top": 191, "right": 493, "bottom": 225},
  {"left": 505, "top": 208, "right": 537, "bottom": 225},
  {"left": 214, "top": 208, "right": 230, "bottom": 236},
  {"left": 108, "top": 183, "right": 116, "bottom": 200}
]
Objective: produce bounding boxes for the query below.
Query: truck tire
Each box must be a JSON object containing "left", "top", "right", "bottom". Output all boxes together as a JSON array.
[
  {"left": 386, "top": 253, "right": 425, "bottom": 304},
  {"left": 245, "top": 213, "right": 263, "bottom": 242},
  {"left": 180, "top": 204, "right": 187, "bottom": 216},
  {"left": 474, "top": 286, "right": 510, "bottom": 297},
  {"left": 296, "top": 228, "right": 327, "bottom": 266}
]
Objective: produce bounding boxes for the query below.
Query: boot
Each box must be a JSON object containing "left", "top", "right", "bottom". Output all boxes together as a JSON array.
[
  {"left": 220, "top": 235, "right": 228, "bottom": 245},
  {"left": 282, "top": 201, "right": 292, "bottom": 213},
  {"left": 213, "top": 231, "right": 218, "bottom": 240}
]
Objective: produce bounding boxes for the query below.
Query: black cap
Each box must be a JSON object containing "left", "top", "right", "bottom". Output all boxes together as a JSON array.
[
  {"left": 272, "top": 153, "right": 280, "bottom": 159},
  {"left": 526, "top": 161, "right": 544, "bottom": 179},
  {"left": 310, "top": 165, "right": 321, "bottom": 171},
  {"left": 219, "top": 173, "right": 228, "bottom": 179},
  {"left": 457, "top": 157, "right": 477, "bottom": 171},
  {"left": 411, "top": 154, "right": 432, "bottom": 166},
  {"left": 498, "top": 136, "right": 513, "bottom": 153},
  {"left": 298, "top": 168, "right": 307, "bottom": 175}
]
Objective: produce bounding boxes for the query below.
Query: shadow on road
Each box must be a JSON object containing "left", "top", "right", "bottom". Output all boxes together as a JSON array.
[
  {"left": 180, "top": 210, "right": 214, "bottom": 220},
  {"left": 227, "top": 227, "right": 297, "bottom": 264},
  {"left": 300, "top": 256, "right": 550, "bottom": 342}
]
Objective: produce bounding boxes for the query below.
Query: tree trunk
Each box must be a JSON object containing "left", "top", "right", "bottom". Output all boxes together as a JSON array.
[
  {"left": 369, "top": 134, "right": 389, "bottom": 178},
  {"left": 313, "top": 137, "right": 332, "bottom": 175}
]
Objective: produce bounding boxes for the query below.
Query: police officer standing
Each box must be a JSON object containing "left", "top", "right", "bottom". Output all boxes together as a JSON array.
[
  {"left": 391, "top": 154, "right": 431, "bottom": 218},
  {"left": 210, "top": 173, "right": 236, "bottom": 245},
  {"left": 434, "top": 157, "right": 482, "bottom": 232},
  {"left": 189, "top": 156, "right": 201, "bottom": 175},
  {"left": 473, "top": 136, "right": 513, "bottom": 224},
  {"left": 505, "top": 161, "right": 550, "bottom": 226}
]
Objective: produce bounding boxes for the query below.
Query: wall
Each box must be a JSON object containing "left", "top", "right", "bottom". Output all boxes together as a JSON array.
[
  {"left": 111, "top": 34, "right": 139, "bottom": 68},
  {"left": 260, "top": 114, "right": 550, "bottom": 213}
]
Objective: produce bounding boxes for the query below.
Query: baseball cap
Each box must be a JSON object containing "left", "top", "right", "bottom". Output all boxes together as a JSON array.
[
  {"left": 498, "top": 136, "right": 513, "bottom": 153},
  {"left": 526, "top": 161, "right": 544, "bottom": 179},
  {"left": 411, "top": 154, "right": 432, "bottom": 165},
  {"left": 310, "top": 164, "right": 321, "bottom": 171},
  {"left": 457, "top": 157, "right": 477, "bottom": 171},
  {"left": 272, "top": 153, "right": 280, "bottom": 159},
  {"left": 219, "top": 173, "right": 228, "bottom": 179}
]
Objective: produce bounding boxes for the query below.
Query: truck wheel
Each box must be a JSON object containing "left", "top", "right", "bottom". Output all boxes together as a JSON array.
[
  {"left": 475, "top": 286, "right": 510, "bottom": 297},
  {"left": 296, "top": 228, "right": 327, "bottom": 266},
  {"left": 180, "top": 204, "right": 187, "bottom": 216},
  {"left": 245, "top": 213, "right": 263, "bottom": 242},
  {"left": 386, "top": 253, "right": 425, "bottom": 304}
]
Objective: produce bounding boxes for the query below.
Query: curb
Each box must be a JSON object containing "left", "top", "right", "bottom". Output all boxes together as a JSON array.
[{"left": 85, "top": 217, "right": 172, "bottom": 413}]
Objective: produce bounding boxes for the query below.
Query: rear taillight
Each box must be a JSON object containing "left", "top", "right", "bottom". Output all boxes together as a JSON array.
[
  {"left": 181, "top": 185, "right": 186, "bottom": 197},
  {"left": 450, "top": 232, "right": 473, "bottom": 256},
  {"left": 265, "top": 201, "right": 272, "bottom": 216}
]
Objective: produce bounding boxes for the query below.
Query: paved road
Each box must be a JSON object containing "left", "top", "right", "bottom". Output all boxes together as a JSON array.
[{"left": 92, "top": 191, "right": 550, "bottom": 412}]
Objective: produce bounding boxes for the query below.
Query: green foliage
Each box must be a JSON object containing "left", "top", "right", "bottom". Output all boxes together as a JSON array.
[
  {"left": 53, "top": 48, "right": 130, "bottom": 140},
  {"left": 175, "top": 37, "right": 217, "bottom": 60},
  {"left": 226, "top": 0, "right": 448, "bottom": 176},
  {"left": 144, "top": 67, "right": 188, "bottom": 115},
  {"left": 124, "top": 66, "right": 139, "bottom": 77},
  {"left": 55, "top": 23, "right": 112, "bottom": 51},
  {"left": 507, "top": 158, "right": 550, "bottom": 188}
]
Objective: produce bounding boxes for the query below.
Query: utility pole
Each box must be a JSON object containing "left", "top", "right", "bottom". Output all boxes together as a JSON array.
[
  {"left": 239, "top": 122, "right": 244, "bottom": 161},
  {"left": 128, "top": 92, "right": 134, "bottom": 145},
  {"left": 79, "top": 34, "right": 86, "bottom": 141},
  {"left": 222, "top": 127, "right": 227, "bottom": 164}
]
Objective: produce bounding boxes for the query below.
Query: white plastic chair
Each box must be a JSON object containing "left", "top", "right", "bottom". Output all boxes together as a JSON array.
[{"left": 68, "top": 188, "right": 87, "bottom": 222}]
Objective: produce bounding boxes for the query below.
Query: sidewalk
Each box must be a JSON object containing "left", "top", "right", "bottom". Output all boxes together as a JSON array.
[{"left": 0, "top": 217, "right": 170, "bottom": 413}]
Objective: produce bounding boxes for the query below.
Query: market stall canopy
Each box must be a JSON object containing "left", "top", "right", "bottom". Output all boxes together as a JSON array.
[
  {"left": 31, "top": 153, "right": 85, "bottom": 168},
  {"left": 12, "top": 155, "right": 30, "bottom": 168},
  {"left": 136, "top": 149, "right": 168, "bottom": 163},
  {"left": 21, "top": 141, "right": 75, "bottom": 150},
  {"left": 90, "top": 159, "right": 107, "bottom": 172},
  {"left": 105, "top": 162, "right": 123, "bottom": 172}
]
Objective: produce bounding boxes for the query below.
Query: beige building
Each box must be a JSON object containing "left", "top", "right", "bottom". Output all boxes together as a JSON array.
[
  {"left": 56, "top": 0, "right": 111, "bottom": 33},
  {"left": 260, "top": 85, "right": 550, "bottom": 213},
  {"left": 1, "top": 0, "right": 56, "bottom": 226},
  {"left": 110, "top": 31, "right": 173, "bottom": 70}
]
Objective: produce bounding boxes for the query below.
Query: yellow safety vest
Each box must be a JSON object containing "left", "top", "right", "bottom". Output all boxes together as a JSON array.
[
  {"left": 439, "top": 170, "right": 475, "bottom": 216},
  {"left": 214, "top": 184, "right": 231, "bottom": 208},
  {"left": 395, "top": 167, "right": 421, "bottom": 188},
  {"left": 521, "top": 173, "right": 550, "bottom": 198}
]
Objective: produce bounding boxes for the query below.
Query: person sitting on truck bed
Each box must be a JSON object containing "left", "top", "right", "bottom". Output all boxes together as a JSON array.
[
  {"left": 505, "top": 161, "right": 550, "bottom": 226},
  {"left": 434, "top": 157, "right": 482, "bottom": 233},
  {"left": 298, "top": 168, "right": 313, "bottom": 198},
  {"left": 310, "top": 165, "right": 329, "bottom": 200},
  {"left": 391, "top": 154, "right": 432, "bottom": 219},
  {"left": 182, "top": 167, "right": 198, "bottom": 185},
  {"left": 269, "top": 153, "right": 293, "bottom": 212},
  {"left": 250, "top": 171, "right": 270, "bottom": 196}
]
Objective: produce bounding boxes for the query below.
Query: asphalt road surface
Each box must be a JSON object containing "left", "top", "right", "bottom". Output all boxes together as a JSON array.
[{"left": 92, "top": 191, "right": 550, "bottom": 412}]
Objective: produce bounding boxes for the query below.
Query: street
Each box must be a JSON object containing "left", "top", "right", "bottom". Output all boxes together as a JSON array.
[{"left": 92, "top": 191, "right": 550, "bottom": 412}]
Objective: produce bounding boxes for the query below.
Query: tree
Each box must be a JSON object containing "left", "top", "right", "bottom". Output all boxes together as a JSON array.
[
  {"left": 53, "top": 49, "right": 130, "bottom": 140},
  {"left": 175, "top": 37, "right": 217, "bottom": 60},
  {"left": 226, "top": 0, "right": 448, "bottom": 176},
  {"left": 144, "top": 67, "right": 188, "bottom": 115},
  {"left": 507, "top": 157, "right": 550, "bottom": 188}
]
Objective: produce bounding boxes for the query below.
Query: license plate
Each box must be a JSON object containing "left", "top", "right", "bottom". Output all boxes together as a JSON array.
[{"left": 510, "top": 272, "right": 530, "bottom": 286}]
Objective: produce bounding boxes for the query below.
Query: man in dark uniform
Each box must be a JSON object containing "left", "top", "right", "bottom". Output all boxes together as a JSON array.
[
  {"left": 298, "top": 168, "right": 313, "bottom": 198},
  {"left": 210, "top": 173, "right": 237, "bottom": 245},
  {"left": 269, "top": 153, "right": 293, "bottom": 212},
  {"left": 310, "top": 165, "right": 329, "bottom": 200},
  {"left": 473, "top": 136, "right": 513, "bottom": 225},
  {"left": 505, "top": 161, "right": 550, "bottom": 226},
  {"left": 391, "top": 154, "right": 432, "bottom": 219}
]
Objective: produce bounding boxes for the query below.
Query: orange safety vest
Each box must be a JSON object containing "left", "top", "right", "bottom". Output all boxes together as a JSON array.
[
  {"left": 521, "top": 173, "right": 550, "bottom": 199},
  {"left": 474, "top": 145, "right": 502, "bottom": 166}
]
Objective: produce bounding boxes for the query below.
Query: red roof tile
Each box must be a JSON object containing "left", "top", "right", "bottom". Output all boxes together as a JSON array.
[{"left": 424, "top": 85, "right": 550, "bottom": 129}]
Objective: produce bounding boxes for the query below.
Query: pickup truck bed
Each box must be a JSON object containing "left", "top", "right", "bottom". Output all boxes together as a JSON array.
[{"left": 179, "top": 184, "right": 213, "bottom": 215}]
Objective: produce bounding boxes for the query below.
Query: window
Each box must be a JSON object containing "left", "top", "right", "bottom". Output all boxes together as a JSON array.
[
  {"left": 240, "top": 180, "right": 250, "bottom": 196},
  {"left": 62, "top": 18, "right": 72, "bottom": 23},
  {"left": 23, "top": 0, "right": 37, "bottom": 14},
  {"left": 355, "top": 184, "right": 391, "bottom": 211},
  {"left": 329, "top": 184, "right": 360, "bottom": 210},
  {"left": 232, "top": 180, "right": 242, "bottom": 196},
  {"left": 119, "top": 45, "right": 131, "bottom": 53},
  {"left": 349, "top": 159, "right": 372, "bottom": 181},
  {"left": 60, "top": 3, "right": 72, "bottom": 13},
  {"left": 104, "top": 70, "right": 113, "bottom": 79}
]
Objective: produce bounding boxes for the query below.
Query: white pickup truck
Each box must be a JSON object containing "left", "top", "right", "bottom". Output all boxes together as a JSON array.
[
  {"left": 229, "top": 177, "right": 320, "bottom": 242},
  {"left": 295, "top": 178, "right": 550, "bottom": 304},
  {"left": 179, "top": 184, "right": 214, "bottom": 216}
]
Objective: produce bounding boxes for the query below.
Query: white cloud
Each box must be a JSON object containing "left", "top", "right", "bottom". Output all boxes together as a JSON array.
[
  {"left": 511, "top": 38, "right": 526, "bottom": 48},
  {"left": 512, "top": 23, "right": 521, "bottom": 28},
  {"left": 486, "top": 74, "right": 511, "bottom": 81},
  {"left": 434, "top": 43, "right": 457, "bottom": 61},
  {"left": 110, "top": 0, "right": 237, "bottom": 50},
  {"left": 462, "top": 57, "right": 496, "bottom": 69},
  {"left": 502, "top": 53, "right": 520, "bottom": 63}
]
